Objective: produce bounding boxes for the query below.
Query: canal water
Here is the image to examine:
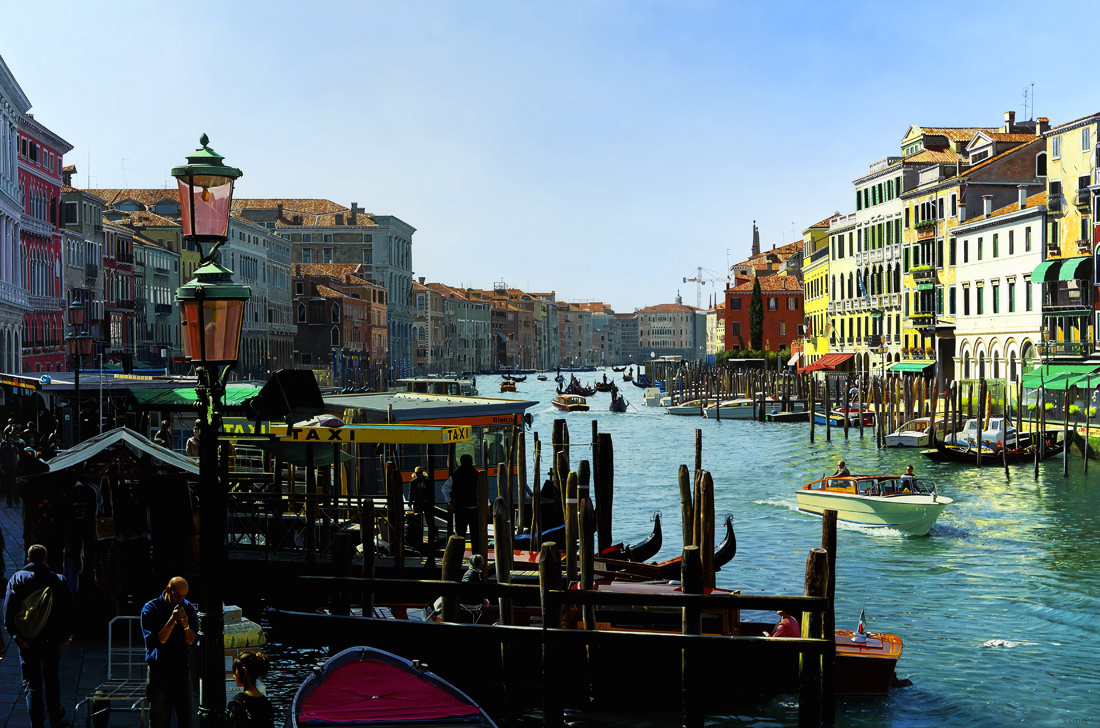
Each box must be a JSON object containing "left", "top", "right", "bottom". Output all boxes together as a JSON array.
[{"left": 266, "top": 371, "right": 1100, "bottom": 727}]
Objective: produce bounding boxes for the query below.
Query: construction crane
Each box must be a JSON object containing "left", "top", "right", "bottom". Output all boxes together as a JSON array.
[{"left": 682, "top": 266, "right": 728, "bottom": 309}]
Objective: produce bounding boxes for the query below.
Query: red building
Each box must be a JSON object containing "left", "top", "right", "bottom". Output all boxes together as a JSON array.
[
  {"left": 18, "top": 114, "right": 72, "bottom": 373},
  {"left": 101, "top": 222, "right": 136, "bottom": 364},
  {"left": 724, "top": 276, "right": 804, "bottom": 351}
]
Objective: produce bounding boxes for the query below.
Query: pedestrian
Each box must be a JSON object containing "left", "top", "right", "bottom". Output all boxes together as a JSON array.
[
  {"left": 447, "top": 454, "right": 481, "bottom": 555},
  {"left": 153, "top": 420, "right": 173, "bottom": 449},
  {"left": 765, "top": 609, "right": 801, "bottom": 638},
  {"left": 185, "top": 423, "right": 202, "bottom": 458},
  {"left": 408, "top": 466, "right": 435, "bottom": 553},
  {"left": 141, "top": 577, "right": 198, "bottom": 728},
  {"left": 3, "top": 544, "right": 76, "bottom": 728},
  {"left": 0, "top": 430, "right": 18, "bottom": 507},
  {"left": 225, "top": 651, "right": 276, "bottom": 728}
]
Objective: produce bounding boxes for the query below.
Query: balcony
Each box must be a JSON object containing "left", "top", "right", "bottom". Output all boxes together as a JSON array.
[
  {"left": 117, "top": 298, "right": 135, "bottom": 309},
  {"left": 154, "top": 303, "right": 172, "bottom": 316},
  {"left": 1038, "top": 340, "right": 1094, "bottom": 358},
  {"left": 1075, "top": 188, "right": 1091, "bottom": 207},
  {"left": 911, "top": 266, "right": 934, "bottom": 283},
  {"left": 154, "top": 266, "right": 170, "bottom": 277},
  {"left": 865, "top": 334, "right": 882, "bottom": 348},
  {"left": 85, "top": 263, "right": 98, "bottom": 280},
  {"left": 843, "top": 300, "right": 852, "bottom": 312},
  {"left": 914, "top": 220, "right": 936, "bottom": 239},
  {"left": 1043, "top": 282, "right": 1095, "bottom": 311}
]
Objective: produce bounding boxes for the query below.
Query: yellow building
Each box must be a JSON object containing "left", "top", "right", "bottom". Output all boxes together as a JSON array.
[
  {"left": 1039, "top": 113, "right": 1099, "bottom": 358},
  {"left": 799, "top": 214, "right": 837, "bottom": 368}
]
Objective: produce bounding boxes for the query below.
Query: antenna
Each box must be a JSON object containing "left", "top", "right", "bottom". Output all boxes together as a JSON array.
[
  {"left": 121, "top": 157, "right": 128, "bottom": 188},
  {"left": 1031, "top": 83, "right": 1035, "bottom": 120},
  {"left": 1022, "top": 86, "right": 1029, "bottom": 121}
]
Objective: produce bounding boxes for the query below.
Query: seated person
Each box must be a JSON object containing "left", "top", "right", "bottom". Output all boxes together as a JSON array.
[
  {"left": 765, "top": 609, "right": 801, "bottom": 638},
  {"left": 833, "top": 460, "right": 851, "bottom": 477}
]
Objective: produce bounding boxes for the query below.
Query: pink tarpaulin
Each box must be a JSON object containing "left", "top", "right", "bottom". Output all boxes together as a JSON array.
[{"left": 298, "top": 658, "right": 483, "bottom": 724}]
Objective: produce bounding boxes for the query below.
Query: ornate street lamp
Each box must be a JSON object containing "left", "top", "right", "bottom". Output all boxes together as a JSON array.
[
  {"left": 66, "top": 301, "right": 92, "bottom": 445},
  {"left": 173, "top": 134, "right": 248, "bottom": 728}
]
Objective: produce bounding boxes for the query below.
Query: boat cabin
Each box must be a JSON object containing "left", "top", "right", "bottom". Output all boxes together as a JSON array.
[
  {"left": 804, "top": 475, "right": 938, "bottom": 497},
  {"left": 951, "top": 417, "right": 1016, "bottom": 448},
  {"left": 396, "top": 377, "right": 479, "bottom": 397}
]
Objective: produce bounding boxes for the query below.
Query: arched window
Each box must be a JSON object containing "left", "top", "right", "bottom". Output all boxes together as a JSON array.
[
  {"left": 963, "top": 351, "right": 971, "bottom": 379},
  {"left": 894, "top": 266, "right": 901, "bottom": 292},
  {"left": 1036, "top": 152, "right": 1047, "bottom": 177},
  {"left": 978, "top": 352, "right": 986, "bottom": 379},
  {"left": 331, "top": 326, "right": 340, "bottom": 346},
  {"left": 331, "top": 304, "right": 340, "bottom": 323},
  {"left": 297, "top": 303, "right": 306, "bottom": 323},
  {"left": 1009, "top": 352, "right": 1017, "bottom": 382},
  {"left": 993, "top": 352, "right": 1000, "bottom": 379}
]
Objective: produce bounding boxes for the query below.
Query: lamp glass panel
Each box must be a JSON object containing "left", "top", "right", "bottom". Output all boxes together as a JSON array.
[
  {"left": 176, "top": 176, "right": 235, "bottom": 238},
  {"left": 66, "top": 337, "right": 77, "bottom": 356},
  {"left": 79, "top": 336, "right": 94, "bottom": 356},
  {"left": 180, "top": 298, "right": 245, "bottom": 363},
  {"left": 68, "top": 304, "right": 85, "bottom": 327}
]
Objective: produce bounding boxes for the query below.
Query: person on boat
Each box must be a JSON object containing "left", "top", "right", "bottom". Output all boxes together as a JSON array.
[
  {"left": 448, "top": 454, "right": 482, "bottom": 556},
  {"left": 408, "top": 466, "right": 435, "bottom": 552},
  {"left": 833, "top": 461, "right": 851, "bottom": 477},
  {"left": 766, "top": 609, "right": 801, "bottom": 638},
  {"left": 900, "top": 465, "right": 916, "bottom": 491},
  {"left": 226, "top": 651, "right": 276, "bottom": 728},
  {"left": 460, "top": 554, "right": 489, "bottom": 619}
]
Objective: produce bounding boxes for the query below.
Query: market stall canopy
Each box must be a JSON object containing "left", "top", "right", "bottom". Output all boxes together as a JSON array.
[
  {"left": 1021, "top": 364, "right": 1100, "bottom": 391},
  {"left": 798, "top": 352, "right": 854, "bottom": 374},
  {"left": 131, "top": 385, "right": 261, "bottom": 411},
  {"left": 47, "top": 426, "right": 199, "bottom": 475},
  {"left": 888, "top": 360, "right": 935, "bottom": 373}
]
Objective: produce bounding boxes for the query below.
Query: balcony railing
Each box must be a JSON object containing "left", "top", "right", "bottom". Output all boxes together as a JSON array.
[
  {"left": 1075, "top": 188, "right": 1091, "bottom": 207},
  {"left": 85, "top": 263, "right": 98, "bottom": 280},
  {"left": 1043, "top": 285, "right": 1095, "bottom": 311},
  {"left": 117, "top": 298, "right": 135, "bottom": 309},
  {"left": 911, "top": 267, "right": 934, "bottom": 283},
  {"left": 154, "top": 303, "right": 172, "bottom": 316},
  {"left": 154, "top": 266, "right": 170, "bottom": 277},
  {"left": 1038, "top": 341, "right": 1094, "bottom": 358}
]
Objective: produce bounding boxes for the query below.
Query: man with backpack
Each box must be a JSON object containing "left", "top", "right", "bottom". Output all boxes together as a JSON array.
[{"left": 3, "top": 544, "right": 75, "bottom": 728}]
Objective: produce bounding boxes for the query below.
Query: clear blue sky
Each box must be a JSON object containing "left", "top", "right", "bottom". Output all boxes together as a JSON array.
[{"left": 4, "top": 1, "right": 1094, "bottom": 311}]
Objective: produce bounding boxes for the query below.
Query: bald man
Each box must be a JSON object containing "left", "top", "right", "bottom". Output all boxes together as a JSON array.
[{"left": 141, "top": 577, "right": 197, "bottom": 728}]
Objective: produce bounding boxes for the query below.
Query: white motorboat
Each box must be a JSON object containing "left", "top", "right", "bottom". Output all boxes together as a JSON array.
[
  {"left": 797, "top": 474, "right": 952, "bottom": 536},
  {"left": 642, "top": 387, "right": 663, "bottom": 406},
  {"left": 884, "top": 417, "right": 948, "bottom": 447},
  {"left": 665, "top": 399, "right": 706, "bottom": 416},
  {"left": 701, "top": 397, "right": 769, "bottom": 419},
  {"left": 949, "top": 417, "right": 1021, "bottom": 450}
]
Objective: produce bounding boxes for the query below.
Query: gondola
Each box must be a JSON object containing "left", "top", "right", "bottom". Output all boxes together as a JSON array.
[
  {"left": 284, "top": 646, "right": 498, "bottom": 728},
  {"left": 612, "top": 366, "right": 626, "bottom": 372},
  {"left": 595, "top": 512, "right": 663, "bottom": 563},
  {"left": 632, "top": 374, "right": 653, "bottom": 388},
  {"left": 713, "top": 513, "right": 736, "bottom": 568},
  {"left": 502, "top": 374, "right": 527, "bottom": 382},
  {"left": 594, "top": 381, "right": 613, "bottom": 392},
  {"left": 609, "top": 393, "right": 628, "bottom": 412},
  {"left": 622, "top": 372, "right": 633, "bottom": 382},
  {"left": 921, "top": 432, "right": 1064, "bottom": 464}
]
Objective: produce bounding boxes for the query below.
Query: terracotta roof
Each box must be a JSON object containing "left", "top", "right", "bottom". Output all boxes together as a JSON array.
[
  {"left": 983, "top": 132, "right": 1038, "bottom": 143},
  {"left": 1047, "top": 113, "right": 1100, "bottom": 133},
  {"left": 728, "top": 276, "right": 804, "bottom": 293},
  {"left": 426, "top": 282, "right": 469, "bottom": 300},
  {"left": 315, "top": 285, "right": 345, "bottom": 299},
  {"left": 233, "top": 198, "right": 350, "bottom": 215},
  {"left": 964, "top": 137, "right": 1043, "bottom": 176},
  {"left": 636, "top": 303, "right": 698, "bottom": 313},
  {"left": 85, "top": 188, "right": 180, "bottom": 207},
  {"left": 918, "top": 127, "right": 998, "bottom": 142},
  {"left": 806, "top": 213, "right": 841, "bottom": 230},
  {"left": 961, "top": 191, "right": 1047, "bottom": 224},
  {"left": 62, "top": 165, "right": 75, "bottom": 174},
  {"left": 904, "top": 149, "right": 963, "bottom": 164},
  {"left": 119, "top": 210, "right": 180, "bottom": 228},
  {"left": 294, "top": 263, "right": 366, "bottom": 279}
]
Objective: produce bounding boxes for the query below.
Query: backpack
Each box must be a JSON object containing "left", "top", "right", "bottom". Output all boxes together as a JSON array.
[{"left": 15, "top": 586, "right": 53, "bottom": 639}]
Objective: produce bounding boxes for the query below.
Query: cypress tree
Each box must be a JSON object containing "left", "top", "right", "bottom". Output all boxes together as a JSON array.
[{"left": 749, "top": 276, "right": 764, "bottom": 351}]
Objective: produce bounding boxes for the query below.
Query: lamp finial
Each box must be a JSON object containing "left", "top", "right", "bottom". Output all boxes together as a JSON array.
[{"left": 199, "top": 133, "right": 209, "bottom": 147}]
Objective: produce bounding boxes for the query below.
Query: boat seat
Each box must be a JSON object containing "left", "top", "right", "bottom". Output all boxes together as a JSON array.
[{"left": 460, "top": 602, "right": 484, "bottom": 623}]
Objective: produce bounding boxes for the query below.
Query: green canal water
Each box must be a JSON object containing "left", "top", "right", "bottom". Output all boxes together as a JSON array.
[{"left": 265, "top": 371, "right": 1100, "bottom": 727}]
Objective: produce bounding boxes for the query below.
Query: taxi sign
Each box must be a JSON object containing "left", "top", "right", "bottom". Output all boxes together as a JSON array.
[{"left": 271, "top": 423, "right": 471, "bottom": 445}]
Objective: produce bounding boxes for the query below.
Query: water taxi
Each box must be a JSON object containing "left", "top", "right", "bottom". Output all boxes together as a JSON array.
[
  {"left": 665, "top": 399, "right": 706, "bottom": 416},
  {"left": 885, "top": 417, "right": 948, "bottom": 447},
  {"left": 500, "top": 379, "right": 516, "bottom": 393},
  {"left": 552, "top": 394, "right": 589, "bottom": 412},
  {"left": 796, "top": 474, "right": 951, "bottom": 536}
]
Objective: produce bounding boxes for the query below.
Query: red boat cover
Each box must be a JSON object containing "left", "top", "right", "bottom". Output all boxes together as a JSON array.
[{"left": 298, "top": 658, "right": 483, "bottom": 724}]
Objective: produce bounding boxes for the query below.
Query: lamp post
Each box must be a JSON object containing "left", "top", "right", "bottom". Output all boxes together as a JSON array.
[
  {"left": 65, "top": 301, "right": 93, "bottom": 446},
  {"left": 173, "top": 134, "right": 248, "bottom": 728}
]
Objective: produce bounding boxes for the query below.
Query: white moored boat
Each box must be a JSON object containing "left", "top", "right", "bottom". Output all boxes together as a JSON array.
[
  {"left": 796, "top": 474, "right": 952, "bottom": 536},
  {"left": 701, "top": 398, "right": 760, "bottom": 419},
  {"left": 665, "top": 399, "right": 706, "bottom": 416},
  {"left": 884, "top": 417, "right": 948, "bottom": 447}
]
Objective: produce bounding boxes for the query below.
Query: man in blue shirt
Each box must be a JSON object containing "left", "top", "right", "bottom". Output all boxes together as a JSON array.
[{"left": 140, "top": 576, "right": 198, "bottom": 728}]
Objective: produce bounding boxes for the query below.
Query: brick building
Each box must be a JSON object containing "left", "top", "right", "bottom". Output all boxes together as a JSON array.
[{"left": 724, "top": 276, "right": 803, "bottom": 351}]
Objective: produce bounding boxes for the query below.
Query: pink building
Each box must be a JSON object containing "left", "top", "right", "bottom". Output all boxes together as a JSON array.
[{"left": 18, "top": 113, "right": 71, "bottom": 373}]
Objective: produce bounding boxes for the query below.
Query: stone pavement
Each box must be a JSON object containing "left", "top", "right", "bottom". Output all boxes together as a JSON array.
[{"left": 1, "top": 502, "right": 142, "bottom": 728}]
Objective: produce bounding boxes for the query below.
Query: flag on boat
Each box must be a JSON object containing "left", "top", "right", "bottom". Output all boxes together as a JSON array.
[{"left": 854, "top": 607, "right": 868, "bottom": 643}]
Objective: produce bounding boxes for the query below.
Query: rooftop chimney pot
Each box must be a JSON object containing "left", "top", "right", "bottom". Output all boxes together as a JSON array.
[{"left": 1018, "top": 185, "right": 1027, "bottom": 210}]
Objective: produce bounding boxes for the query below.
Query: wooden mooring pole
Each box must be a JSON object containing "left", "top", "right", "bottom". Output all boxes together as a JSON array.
[
  {"left": 680, "top": 545, "right": 703, "bottom": 728},
  {"left": 799, "top": 547, "right": 829, "bottom": 728},
  {"left": 538, "top": 542, "right": 564, "bottom": 727}
]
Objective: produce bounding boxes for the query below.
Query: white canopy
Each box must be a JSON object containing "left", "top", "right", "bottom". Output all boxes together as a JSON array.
[{"left": 47, "top": 426, "right": 199, "bottom": 475}]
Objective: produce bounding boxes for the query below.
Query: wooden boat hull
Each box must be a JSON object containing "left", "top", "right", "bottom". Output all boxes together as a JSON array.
[
  {"left": 796, "top": 490, "right": 951, "bottom": 536},
  {"left": 766, "top": 411, "right": 810, "bottom": 423},
  {"left": 609, "top": 396, "right": 628, "bottom": 412},
  {"left": 921, "top": 433, "right": 1064, "bottom": 464},
  {"left": 285, "top": 645, "right": 498, "bottom": 727}
]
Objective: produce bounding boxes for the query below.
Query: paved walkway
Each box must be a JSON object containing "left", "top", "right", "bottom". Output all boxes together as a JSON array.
[{"left": 1, "top": 502, "right": 141, "bottom": 728}]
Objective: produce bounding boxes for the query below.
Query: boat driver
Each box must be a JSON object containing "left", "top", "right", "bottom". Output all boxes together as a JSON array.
[{"left": 833, "top": 460, "right": 851, "bottom": 477}]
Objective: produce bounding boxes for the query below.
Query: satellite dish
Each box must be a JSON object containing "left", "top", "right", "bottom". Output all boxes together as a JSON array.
[{"left": 40, "top": 375, "right": 51, "bottom": 385}]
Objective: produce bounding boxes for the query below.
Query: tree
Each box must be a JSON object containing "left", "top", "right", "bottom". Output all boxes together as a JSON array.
[{"left": 749, "top": 276, "right": 764, "bottom": 351}]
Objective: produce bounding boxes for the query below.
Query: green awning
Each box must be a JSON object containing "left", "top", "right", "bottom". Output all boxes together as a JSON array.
[
  {"left": 131, "top": 386, "right": 262, "bottom": 409},
  {"left": 1067, "top": 372, "right": 1100, "bottom": 389},
  {"left": 915, "top": 283, "right": 934, "bottom": 291},
  {"left": 1021, "top": 365, "right": 1100, "bottom": 390},
  {"left": 1058, "top": 256, "right": 1092, "bottom": 280},
  {"left": 888, "top": 360, "right": 935, "bottom": 373},
  {"left": 1031, "top": 260, "right": 1058, "bottom": 282}
]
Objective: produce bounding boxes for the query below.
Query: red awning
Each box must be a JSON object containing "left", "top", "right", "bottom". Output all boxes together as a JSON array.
[{"left": 798, "top": 352, "right": 855, "bottom": 374}]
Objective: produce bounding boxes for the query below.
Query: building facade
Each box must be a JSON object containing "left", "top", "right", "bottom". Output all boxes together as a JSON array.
[
  {"left": 724, "top": 276, "right": 803, "bottom": 353},
  {"left": 636, "top": 296, "right": 699, "bottom": 360},
  {"left": 0, "top": 56, "right": 30, "bottom": 373}
]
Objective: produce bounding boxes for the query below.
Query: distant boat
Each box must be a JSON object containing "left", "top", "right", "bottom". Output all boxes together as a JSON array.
[
  {"left": 537, "top": 374, "right": 548, "bottom": 381},
  {"left": 609, "top": 393, "right": 628, "bottom": 412},
  {"left": 284, "top": 645, "right": 499, "bottom": 728},
  {"left": 500, "top": 380, "right": 516, "bottom": 393},
  {"left": 885, "top": 417, "right": 948, "bottom": 448},
  {"left": 552, "top": 394, "right": 589, "bottom": 412}
]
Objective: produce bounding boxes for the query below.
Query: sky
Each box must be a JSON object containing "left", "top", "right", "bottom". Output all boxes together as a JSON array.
[{"left": 4, "top": 1, "right": 1097, "bottom": 311}]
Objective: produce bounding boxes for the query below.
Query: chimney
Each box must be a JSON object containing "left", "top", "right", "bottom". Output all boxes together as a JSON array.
[
  {"left": 1036, "top": 117, "right": 1050, "bottom": 136},
  {"left": 349, "top": 203, "right": 357, "bottom": 226},
  {"left": 1004, "top": 110, "right": 1016, "bottom": 133},
  {"left": 418, "top": 276, "right": 425, "bottom": 284},
  {"left": 276, "top": 203, "right": 283, "bottom": 220},
  {"left": 983, "top": 195, "right": 992, "bottom": 217},
  {"left": 335, "top": 213, "right": 343, "bottom": 225},
  {"left": 62, "top": 165, "right": 75, "bottom": 186},
  {"left": 1018, "top": 185, "right": 1027, "bottom": 210}
]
